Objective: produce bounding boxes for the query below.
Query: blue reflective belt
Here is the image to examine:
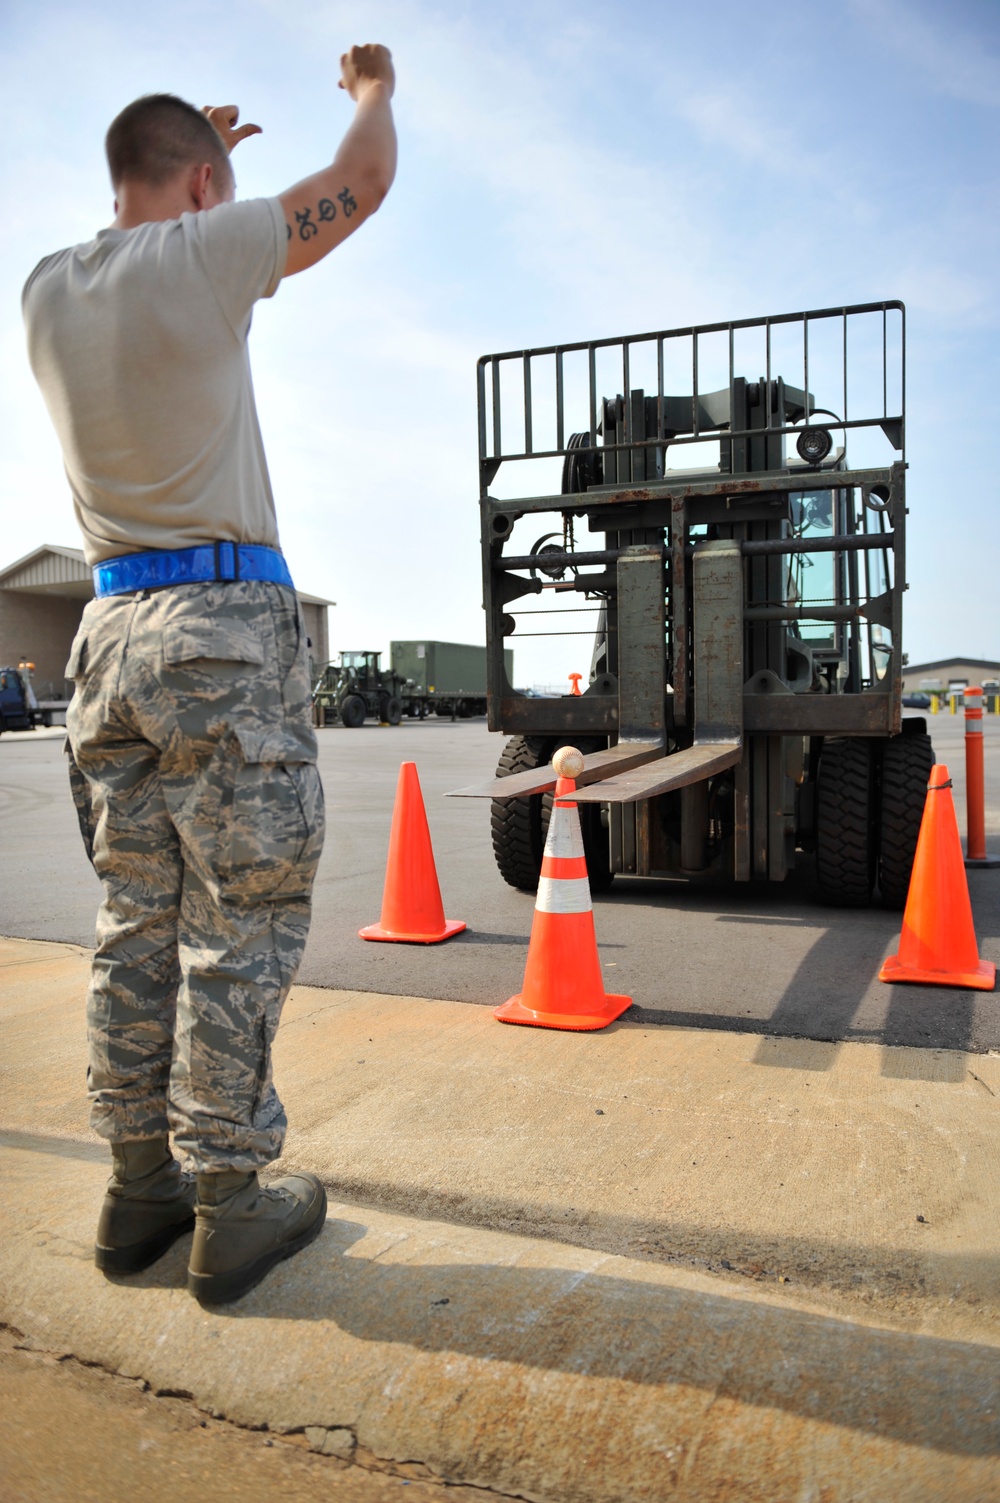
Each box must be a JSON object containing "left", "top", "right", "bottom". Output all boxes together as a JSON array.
[{"left": 92, "top": 543, "right": 294, "bottom": 598}]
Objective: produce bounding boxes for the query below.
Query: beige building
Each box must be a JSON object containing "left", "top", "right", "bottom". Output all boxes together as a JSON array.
[
  {"left": 901, "top": 657, "right": 1000, "bottom": 694},
  {"left": 0, "top": 545, "right": 333, "bottom": 706}
]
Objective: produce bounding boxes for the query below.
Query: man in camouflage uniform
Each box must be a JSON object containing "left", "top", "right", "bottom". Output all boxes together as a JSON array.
[{"left": 23, "top": 46, "right": 397, "bottom": 1304}]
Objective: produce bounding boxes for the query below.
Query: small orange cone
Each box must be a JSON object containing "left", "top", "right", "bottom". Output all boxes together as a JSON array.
[
  {"left": 568, "top": 673, "right": 583, "bottom": 696},
  {"left": 879, "top": 764, "right": 995, "bottom": 990},
  {"left": 360, "top": 762, "right": 466, "bottom": 944},
  {"left": 494, "top": 747, "right": 631, "bottom": 1030}
]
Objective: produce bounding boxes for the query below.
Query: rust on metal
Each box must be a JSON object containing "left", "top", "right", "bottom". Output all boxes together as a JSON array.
[
  {"left": 573, "top": 742, "right": 743, "bottom": 805},
  {"left": 743, "top": 693, "right": 892, "bottom": 734},
  {"left": 447, "top": 739, "right": 663, "bottom": 799},
  {"left": 496, "top": 695, "right": 618, "bottom": 735}
]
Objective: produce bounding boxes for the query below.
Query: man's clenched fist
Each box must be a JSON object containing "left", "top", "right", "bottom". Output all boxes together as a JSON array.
[{"left": 339, "top": 44, "right": 395, "bottom": 100}]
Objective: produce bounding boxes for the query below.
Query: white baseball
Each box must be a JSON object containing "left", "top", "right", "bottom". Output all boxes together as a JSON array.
[{"left": 552, "top": 745, "right": 585, "bottom": 779}]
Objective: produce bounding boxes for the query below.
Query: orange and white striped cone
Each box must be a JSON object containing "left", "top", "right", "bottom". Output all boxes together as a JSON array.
[{"left": 494, "top": 747, "right": 632, "bottom": 1031}]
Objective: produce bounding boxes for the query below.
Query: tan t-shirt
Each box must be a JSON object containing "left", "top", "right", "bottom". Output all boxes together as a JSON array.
[{"left": 22, "top": 197, "right": 289, "bottom": 566}]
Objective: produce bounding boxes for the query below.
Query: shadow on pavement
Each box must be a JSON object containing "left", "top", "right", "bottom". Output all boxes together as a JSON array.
[
  {"left": 196, "top": 1214, "right": 1000, "bottom": 1461},
  {"left": 605, "top": 855, "right": 999, "bottom": 1059}
]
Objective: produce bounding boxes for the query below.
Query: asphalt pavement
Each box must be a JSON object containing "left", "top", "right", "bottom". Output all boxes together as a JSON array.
[{"left": 2, "top": 710, "right": 998, "bottom": 1052}]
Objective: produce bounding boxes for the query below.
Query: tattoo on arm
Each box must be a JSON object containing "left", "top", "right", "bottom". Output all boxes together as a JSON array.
[
  {"left": 295, "top": 206, "right": 317, "bottom": 240},
  {"left": 287, "top": 187, "right": 357, "bottom": 243}
]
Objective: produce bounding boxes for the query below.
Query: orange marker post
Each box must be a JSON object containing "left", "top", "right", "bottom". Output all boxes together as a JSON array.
[
  {"left": 568, "top": 673, "right": 583, "bottom": 696},
  {"left": 964, "top": 687, "right": 1000, "bottom": 869}
]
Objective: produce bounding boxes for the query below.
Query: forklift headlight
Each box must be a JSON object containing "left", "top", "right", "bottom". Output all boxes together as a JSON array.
[{"left": 796, "top": 426, "right": 833, "bottom": 465}]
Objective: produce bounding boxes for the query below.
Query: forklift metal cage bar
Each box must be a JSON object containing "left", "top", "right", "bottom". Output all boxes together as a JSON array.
[
  {"left": 477, "top": 301, "right": 905, "bottom": 748},
  {"left": 477, "top": 301, "right": 905, "bottom": 487}
]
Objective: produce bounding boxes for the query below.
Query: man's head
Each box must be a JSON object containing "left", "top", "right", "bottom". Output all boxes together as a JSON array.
[{"left": 106, "top": 93, "right": 234, "bottom": 207}]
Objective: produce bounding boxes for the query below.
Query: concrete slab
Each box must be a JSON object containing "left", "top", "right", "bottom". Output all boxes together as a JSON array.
[
  {"left": 4, "top": 1144, "right": 998, "bottom": 1503},
  {"left": 2, "top": 938, "right": 998, "bottom": 1500},
  {"left": 3, "top": 714, "right": 999, "bottom": 1053}
]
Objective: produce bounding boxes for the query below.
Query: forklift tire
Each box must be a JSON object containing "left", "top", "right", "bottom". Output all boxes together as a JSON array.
[
  {"left": 878, "top": 728, "right": 934, "bottom": 909},
  {"left": 380, "top": 695, "right": 403, "bottom": 726},
  {"left": 491, "top": 736, "right": 550, "bottom": 891},
  {"left": 340, "top": 695, "right": 367, "bottom": 728},
  {"left": 815, "top": 737, "right": 876, "bottom": 907},
  {"left": 490, "top": 735, "right": 614, "bottom": 895}
]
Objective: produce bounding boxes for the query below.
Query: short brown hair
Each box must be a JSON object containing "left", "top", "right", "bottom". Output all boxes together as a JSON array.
[{"left": 105, "top": 93, "right": 233, "bottom": 192}]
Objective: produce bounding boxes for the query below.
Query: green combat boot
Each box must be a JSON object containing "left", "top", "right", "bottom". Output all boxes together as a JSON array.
[
  {"left": 95, "top": 1139, "right": 196, "bottom": 1274},
  {"left": 187, "top": 1169, "right": 327, "bottom": 1306}
]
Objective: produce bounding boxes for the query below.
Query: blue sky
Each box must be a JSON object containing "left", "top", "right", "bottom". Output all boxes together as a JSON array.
[{"left": 1, "top": 0, "right": 998, "bottom": 685}]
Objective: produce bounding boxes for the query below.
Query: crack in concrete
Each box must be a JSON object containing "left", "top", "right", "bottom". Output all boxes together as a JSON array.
[{"left": 1, "top": 1321, "right": 531, "bottom": 1501}]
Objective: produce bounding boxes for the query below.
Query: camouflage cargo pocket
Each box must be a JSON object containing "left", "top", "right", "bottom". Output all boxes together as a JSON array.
[
  {"left": 161, "top": 618, "right": 265, "bottom": 671},
  {"left": 221, "top": 724, "right": 323, "bottom": 903},
  {"left": 65, "top": 629, "right": 90, "bottom": 681},
  {"left": 65, "top": 741, "right": 97, "bottom": 866}
]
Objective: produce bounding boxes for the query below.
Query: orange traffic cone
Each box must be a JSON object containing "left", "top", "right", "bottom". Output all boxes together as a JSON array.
[
  {"left": 879, "top": 764, "right": 995, "bottom": 990},
  {"left": 360, "top": 762, "right": 466, "bottom": 944},
  {"left": 494, "top": 747, "right": 632, "bottom": 1030}
]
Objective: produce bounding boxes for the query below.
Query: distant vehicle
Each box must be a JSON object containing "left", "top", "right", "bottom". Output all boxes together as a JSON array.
[
  {"left": 901, "top": 692, "right": 931, "bottom": 709},
  {"left": 390, "top": 640, "right": 513, "bottom": 719},
  {"left": 312, "top": 651, "right": 409, "bottom": 727},
  {"left": 0, "top": 666, "right": 48, "bottom": 733},
  {"left": 311, "top": 641, "right": 515, "bottom": 726}
]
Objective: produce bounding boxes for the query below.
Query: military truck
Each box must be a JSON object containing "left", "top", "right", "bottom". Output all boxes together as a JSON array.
[
  {"left": 390, "top": 640, "right": 514, "bottom": 718},
  {"left": 452, "top": 299, "right": 934, "bottom": 908},
  {"left": 314, "top": 642, "right": 518, "bottom": 726},
  {"left": 312, "top": 651, "right": 411, "bottom": 727}
]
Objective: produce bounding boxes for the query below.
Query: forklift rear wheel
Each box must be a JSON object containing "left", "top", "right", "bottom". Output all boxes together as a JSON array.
[
  {"left": 491, "top": 735, "right": 614, "bottom": 894},
  {"left": 380, "top": 695, "right": 403, "bottom": 726},
  {"left": 878, "top": 728, "right": 934, "bottom": 909},
  {"left": 340, "top": 695, "right": 367, "bottom": 728},
  {"left": 815, "top": 737, "right": 876, "bottom": 907}
]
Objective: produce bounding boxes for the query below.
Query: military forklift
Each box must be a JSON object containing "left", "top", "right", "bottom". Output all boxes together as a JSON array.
[
  {"left": 452, "top": 300, "right": 933, "bottom": 907},
  {"left": 312, "top": 651, "right": 414, "bottom": 727}
]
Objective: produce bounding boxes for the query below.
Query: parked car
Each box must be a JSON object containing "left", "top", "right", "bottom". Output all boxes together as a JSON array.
[{"left": 902, "top": 692, "right": 932, "bottom": 709}]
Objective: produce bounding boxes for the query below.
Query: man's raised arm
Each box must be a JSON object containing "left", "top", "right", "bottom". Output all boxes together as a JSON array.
[{"left": 279, "top": 44, "right": 397, "bottom": 276}]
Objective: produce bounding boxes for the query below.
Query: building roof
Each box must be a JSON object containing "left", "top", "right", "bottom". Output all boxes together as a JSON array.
[
  {"left": 0, "top": 545, "right": 91, "bottom": 599},
  {"left": 905, "top": 657, "right": 1000, "bottom": 674},
  {"left": 0, "top": 545, "right": 334, "bottom": 606}
]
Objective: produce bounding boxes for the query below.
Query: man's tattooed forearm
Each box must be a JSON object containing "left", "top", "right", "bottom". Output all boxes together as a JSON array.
[{"left": 287, "top": 187, "right": 356, "bottom": 241}]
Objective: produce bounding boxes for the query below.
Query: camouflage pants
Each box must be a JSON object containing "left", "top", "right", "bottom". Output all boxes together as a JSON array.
[{"left": 65, "top": 581, "right": 325, "bottom": 1172}]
